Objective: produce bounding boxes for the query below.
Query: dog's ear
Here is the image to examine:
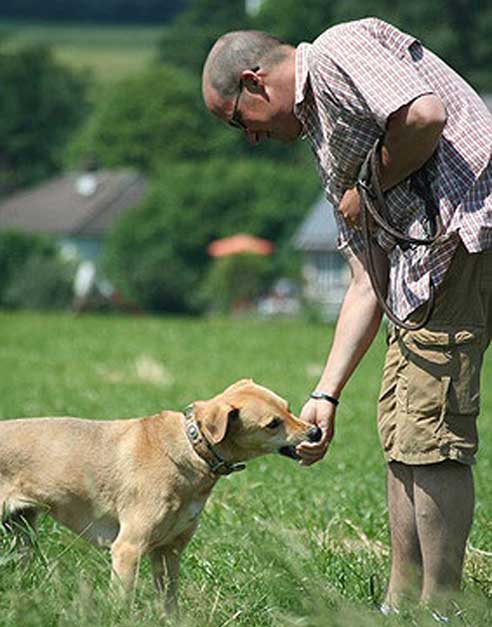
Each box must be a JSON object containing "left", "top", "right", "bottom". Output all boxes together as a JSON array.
[
  {"left": 195, "top": 401, "right": 239, "bottom": 445},
  {"left": 223, "top": 379, "right": 253, "bottom": 395}
]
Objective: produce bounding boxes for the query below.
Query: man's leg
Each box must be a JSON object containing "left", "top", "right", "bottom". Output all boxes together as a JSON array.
[
  {"left": 385, "top": 461, "right": 423, "bottom": 606},
  {"left": 414, "top": 460, "right": 474, "bottom": 605}
]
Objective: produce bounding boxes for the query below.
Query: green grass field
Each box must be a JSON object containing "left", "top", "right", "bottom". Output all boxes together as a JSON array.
[
  {"left": 0, "top": 21, "right": 164, "bottom": 82},
  {"left": 1, "top": 311, "right": 492, "bottom": 626}
]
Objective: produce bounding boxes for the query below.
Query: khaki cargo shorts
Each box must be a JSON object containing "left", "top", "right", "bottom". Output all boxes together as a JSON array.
[{"left": 378, "top": 244, "right": 492, "bottom": 466}]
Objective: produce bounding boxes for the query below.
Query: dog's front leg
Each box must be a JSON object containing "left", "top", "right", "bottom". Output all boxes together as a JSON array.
[
  {"left": 162, "top": 546, "right": 181, "bottom": 616},
  {"left": 110, "top": 534, "right": 143, "bottom": 597},
  {"left": 151, "top": 528, "right": 195, "bottom": 617},
  {"left": 149, "top": 546, "right": 166, "bottom": 595},
  {"left": 149, "top": 546, "right": 180, "bottom": 616}
]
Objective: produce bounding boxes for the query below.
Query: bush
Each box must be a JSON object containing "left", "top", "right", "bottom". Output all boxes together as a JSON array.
[
  {"left": 103, "top": 158, "right": 318, "bottom": 314},
  {"left": 200, "top": 253, "right": 273, "bottom": 313},
  {"left": 0, "top": 230, "right": 58, "bottom": 304},
  {"left": 3, "top": 255, "right": 74, "bottom": 311}
]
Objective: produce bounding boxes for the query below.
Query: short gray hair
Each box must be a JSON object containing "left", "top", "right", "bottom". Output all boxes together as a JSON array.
[{"left": 203, "top": 30, "right": 287, "bottom": 99}]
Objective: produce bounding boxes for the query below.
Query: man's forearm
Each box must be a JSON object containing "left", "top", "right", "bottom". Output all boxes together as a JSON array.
[
  {"left": 316, "top": 276, "right": 383, "bottom": 398},
  {"left": 379, "top": 94, "right": 447, "bottom": 192}
]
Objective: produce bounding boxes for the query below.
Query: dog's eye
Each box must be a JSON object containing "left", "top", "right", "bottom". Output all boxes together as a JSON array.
[{"left": 266, "top": 417, "right": 282, "bottom": 429}]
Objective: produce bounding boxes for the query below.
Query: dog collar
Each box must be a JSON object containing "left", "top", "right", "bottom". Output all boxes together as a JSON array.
[{"left": 183, "top": 404, "right": 246, "bottom": 476}]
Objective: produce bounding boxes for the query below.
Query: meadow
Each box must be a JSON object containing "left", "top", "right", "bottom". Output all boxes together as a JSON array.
[
  {"left": 0, "top": 21, "right": 164, "bottom": 82},
  {"left": 1, "top": 311, "right": 492, "bottom": 626}
]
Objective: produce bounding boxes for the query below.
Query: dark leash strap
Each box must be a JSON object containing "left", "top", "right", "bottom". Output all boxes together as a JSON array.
[{"left": 356, "top": 139, "right": 443, "bottom": 331}]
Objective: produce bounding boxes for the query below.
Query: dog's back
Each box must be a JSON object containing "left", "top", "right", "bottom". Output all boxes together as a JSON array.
[{"left": 0, "top": 417, "right": 121, "bottom": 526}]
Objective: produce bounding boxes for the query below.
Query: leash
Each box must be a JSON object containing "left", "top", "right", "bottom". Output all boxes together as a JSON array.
[
  {"left": 183, "top": 404, "right": 246, "bottom": 476},
  {"left": 356, "top": 138, "right": 443, "bottom": 331}
]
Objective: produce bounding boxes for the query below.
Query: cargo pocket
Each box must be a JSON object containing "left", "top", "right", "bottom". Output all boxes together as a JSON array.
[
  {"left": 399, "top": 327, "right": 482, "bottom": 418},
  {"left": 392, "top": 327, "right": 483, "bottom": 462}
]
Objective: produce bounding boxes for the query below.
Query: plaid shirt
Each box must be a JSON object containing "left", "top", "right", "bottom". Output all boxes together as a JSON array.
[{"left": 294, "top": 18, "right": 492, "bottom": 320}]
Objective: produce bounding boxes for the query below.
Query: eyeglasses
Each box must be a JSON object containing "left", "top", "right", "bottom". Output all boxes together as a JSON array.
[{"left": 228, "top": 80, "right": 247, "bottom": 130}]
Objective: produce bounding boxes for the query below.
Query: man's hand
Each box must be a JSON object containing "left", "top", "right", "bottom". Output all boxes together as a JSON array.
[
  {"left": 338, "top": 187, "right": 361, "bottom": 227},
  {"left": 296, "top": 398, "right": 336, "bottom": 465}
]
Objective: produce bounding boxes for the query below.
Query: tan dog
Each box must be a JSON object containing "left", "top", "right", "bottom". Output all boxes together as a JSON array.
[{"left": 0, "top": 379, "right": 320, "bottom": 614}]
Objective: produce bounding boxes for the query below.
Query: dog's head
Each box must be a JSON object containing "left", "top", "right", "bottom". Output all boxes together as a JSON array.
[{"left": 193, "top": 379, "right": 321, "bottom": 462}]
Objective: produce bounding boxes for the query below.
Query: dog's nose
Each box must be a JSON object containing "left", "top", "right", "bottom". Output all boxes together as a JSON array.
[{"left": 308, "top": 426, "right": 322, "bottom": 442}]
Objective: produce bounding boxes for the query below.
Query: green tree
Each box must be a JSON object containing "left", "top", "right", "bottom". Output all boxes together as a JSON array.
[
  {"left": 256, "top": 0, "right": 492, "bottom": 90},
  {"left": 104, "top": 158, "right": 318, "bottom": 313},
  {"left": 158, "top": 0, "right": 251, "bottom": 76},
  {"left": 0, "top": 45, "right": 89, "bottom": 191},
  {"left": 67, "top": 65, "right": 245, "bottom": 173},
  {"left": 0, "top": 0, "right": 186, "bottom": 23}
]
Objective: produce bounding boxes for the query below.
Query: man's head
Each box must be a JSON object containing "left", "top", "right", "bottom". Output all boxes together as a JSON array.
[{"left": 202, "top": 30, "right": 301, "bottom": 145}]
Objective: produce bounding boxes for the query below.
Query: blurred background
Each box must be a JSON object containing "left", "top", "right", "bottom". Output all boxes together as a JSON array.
[{"left": 0, "top": 0, "right": 491, "bottom": 319}]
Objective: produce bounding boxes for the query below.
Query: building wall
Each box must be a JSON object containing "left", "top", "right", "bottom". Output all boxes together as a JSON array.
[{"left": 302, "top": 250, "right": 349, "bottom": 318}]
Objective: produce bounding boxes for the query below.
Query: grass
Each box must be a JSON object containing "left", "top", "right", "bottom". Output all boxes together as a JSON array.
[
  {"left": 0, "top": 20, "right": 164, "bottom": 82},
  {"left": 1, "top": 310, "right": 492, "bottom": 626}
]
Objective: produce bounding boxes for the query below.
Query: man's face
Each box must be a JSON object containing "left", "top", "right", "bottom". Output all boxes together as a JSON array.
[{"left": 203, "top": 71, "right": 301, "bottom": 146}]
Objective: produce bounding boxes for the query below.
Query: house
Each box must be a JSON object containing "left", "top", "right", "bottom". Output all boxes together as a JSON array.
[
  {"left": 293, "top": 193, "right": 349, "bottom": 319},
  {"left": 0, "top": 168, "right": 147, "bottom": 262}
]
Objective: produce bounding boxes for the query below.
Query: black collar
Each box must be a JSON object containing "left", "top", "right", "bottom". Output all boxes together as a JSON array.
[{"left": 183, "top": 405, "right": 245, "bottom": 476}]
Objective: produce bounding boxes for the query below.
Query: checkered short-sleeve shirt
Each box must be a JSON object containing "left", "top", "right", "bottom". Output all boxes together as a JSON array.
[{"left": 294, "top": 18, "right": 492, "bottom": 320}]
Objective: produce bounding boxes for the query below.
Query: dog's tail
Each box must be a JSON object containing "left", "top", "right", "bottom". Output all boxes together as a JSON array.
[
  {"left": 1, "top": 497, "right": 39, "bottom": 535},
  {"left": 1, "top": 497, "right": 40, "bottom": 563}
]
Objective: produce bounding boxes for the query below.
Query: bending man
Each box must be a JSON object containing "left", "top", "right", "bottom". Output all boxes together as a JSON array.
[{"left": 202, "top": 18, "right": 492, "bottom": 611}]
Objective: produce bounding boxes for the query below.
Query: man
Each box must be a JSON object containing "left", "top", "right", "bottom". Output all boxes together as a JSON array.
[{"left": 202, "top": 18, "right": 492, "bottom": 614}]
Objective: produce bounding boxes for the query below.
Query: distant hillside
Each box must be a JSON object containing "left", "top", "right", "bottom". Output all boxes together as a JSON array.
[{"left": 0, "top": 0, "right": 187, "bottom": 24}]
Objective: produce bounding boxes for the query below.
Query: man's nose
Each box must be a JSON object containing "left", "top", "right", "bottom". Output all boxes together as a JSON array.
[{"left": 308, "top": 426, "right": 322, "bottom": 442}]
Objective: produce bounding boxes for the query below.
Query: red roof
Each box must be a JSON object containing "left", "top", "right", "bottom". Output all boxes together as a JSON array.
[{"left": 207, "top": 233, "right": 274, "bottom": 257}]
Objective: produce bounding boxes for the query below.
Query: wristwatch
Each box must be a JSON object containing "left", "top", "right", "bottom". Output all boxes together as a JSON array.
[{"left": 309, "top": 391, "right": 339, "bottom": 407}]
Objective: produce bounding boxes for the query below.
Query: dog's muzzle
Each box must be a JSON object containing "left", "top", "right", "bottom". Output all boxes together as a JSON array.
[
  {"left": 279, "top": 445, "right": 300, "bottom": 460},
  {"left": 279, "top": 426, "right": 322, "bottom": 460}
]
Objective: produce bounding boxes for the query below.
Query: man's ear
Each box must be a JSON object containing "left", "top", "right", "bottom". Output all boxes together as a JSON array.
[
  {"left": 240, "top": 68, "right": 266, "bottom": 95},
  {"left": 195, "top": 401, "right": 240, "bottom": 445}
]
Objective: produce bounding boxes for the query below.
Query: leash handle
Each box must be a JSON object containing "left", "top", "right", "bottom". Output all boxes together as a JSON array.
[{"left": 356, "top": 140, "right": 437, "bottom": 331}]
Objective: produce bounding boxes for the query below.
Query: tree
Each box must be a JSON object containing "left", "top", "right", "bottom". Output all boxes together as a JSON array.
[
  {"left": 158, "top": 0, "right": 251, "bottom": 76},
  {"left": 67, "top": 65, "right": 243, "bottom": 173},
  {"left": 0, "top": 45, "right": 89, "bottom": 191},
  {"left": 0, "top": 1, "right": 186, "bottom": 23},
  {"left": 256, "top": 0, "right": 492, "bottom": 90},
  {"left": 104, "top": 158, "right": 318, "bottom": 313}
]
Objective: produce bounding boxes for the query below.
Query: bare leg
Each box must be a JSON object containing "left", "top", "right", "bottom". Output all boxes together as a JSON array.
[
  {"left": 414, "top": 460, "right": 474, "bottom": 606},
  {"left": 385, "top": 462, "right": 423, "bottom": 607}
]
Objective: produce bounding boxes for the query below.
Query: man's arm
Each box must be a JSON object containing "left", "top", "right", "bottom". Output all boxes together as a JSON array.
[
  {"left": 296, "top": 247, "right": 386, "bottom": 465},
  {"left": 297, "top": 95, "right": 446, "bottom": 464},
  {"left": 379, "top": 93, "right": 447, "bottom": 191},
  {"left": 339, "top": 94, "right": 447, "bottom": 224}
]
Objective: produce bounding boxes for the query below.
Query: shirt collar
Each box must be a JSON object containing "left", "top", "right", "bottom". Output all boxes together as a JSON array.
[
  {"left": 295, "top": 42, "right": 311, "bottom": 109},
  {"left": 294, "top": 43, "right": 312, "bottom": 138}
]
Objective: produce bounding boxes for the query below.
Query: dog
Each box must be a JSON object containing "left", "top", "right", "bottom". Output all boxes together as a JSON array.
[{"left": 0, "top": 379, "right": 320, "bottom": 613}]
